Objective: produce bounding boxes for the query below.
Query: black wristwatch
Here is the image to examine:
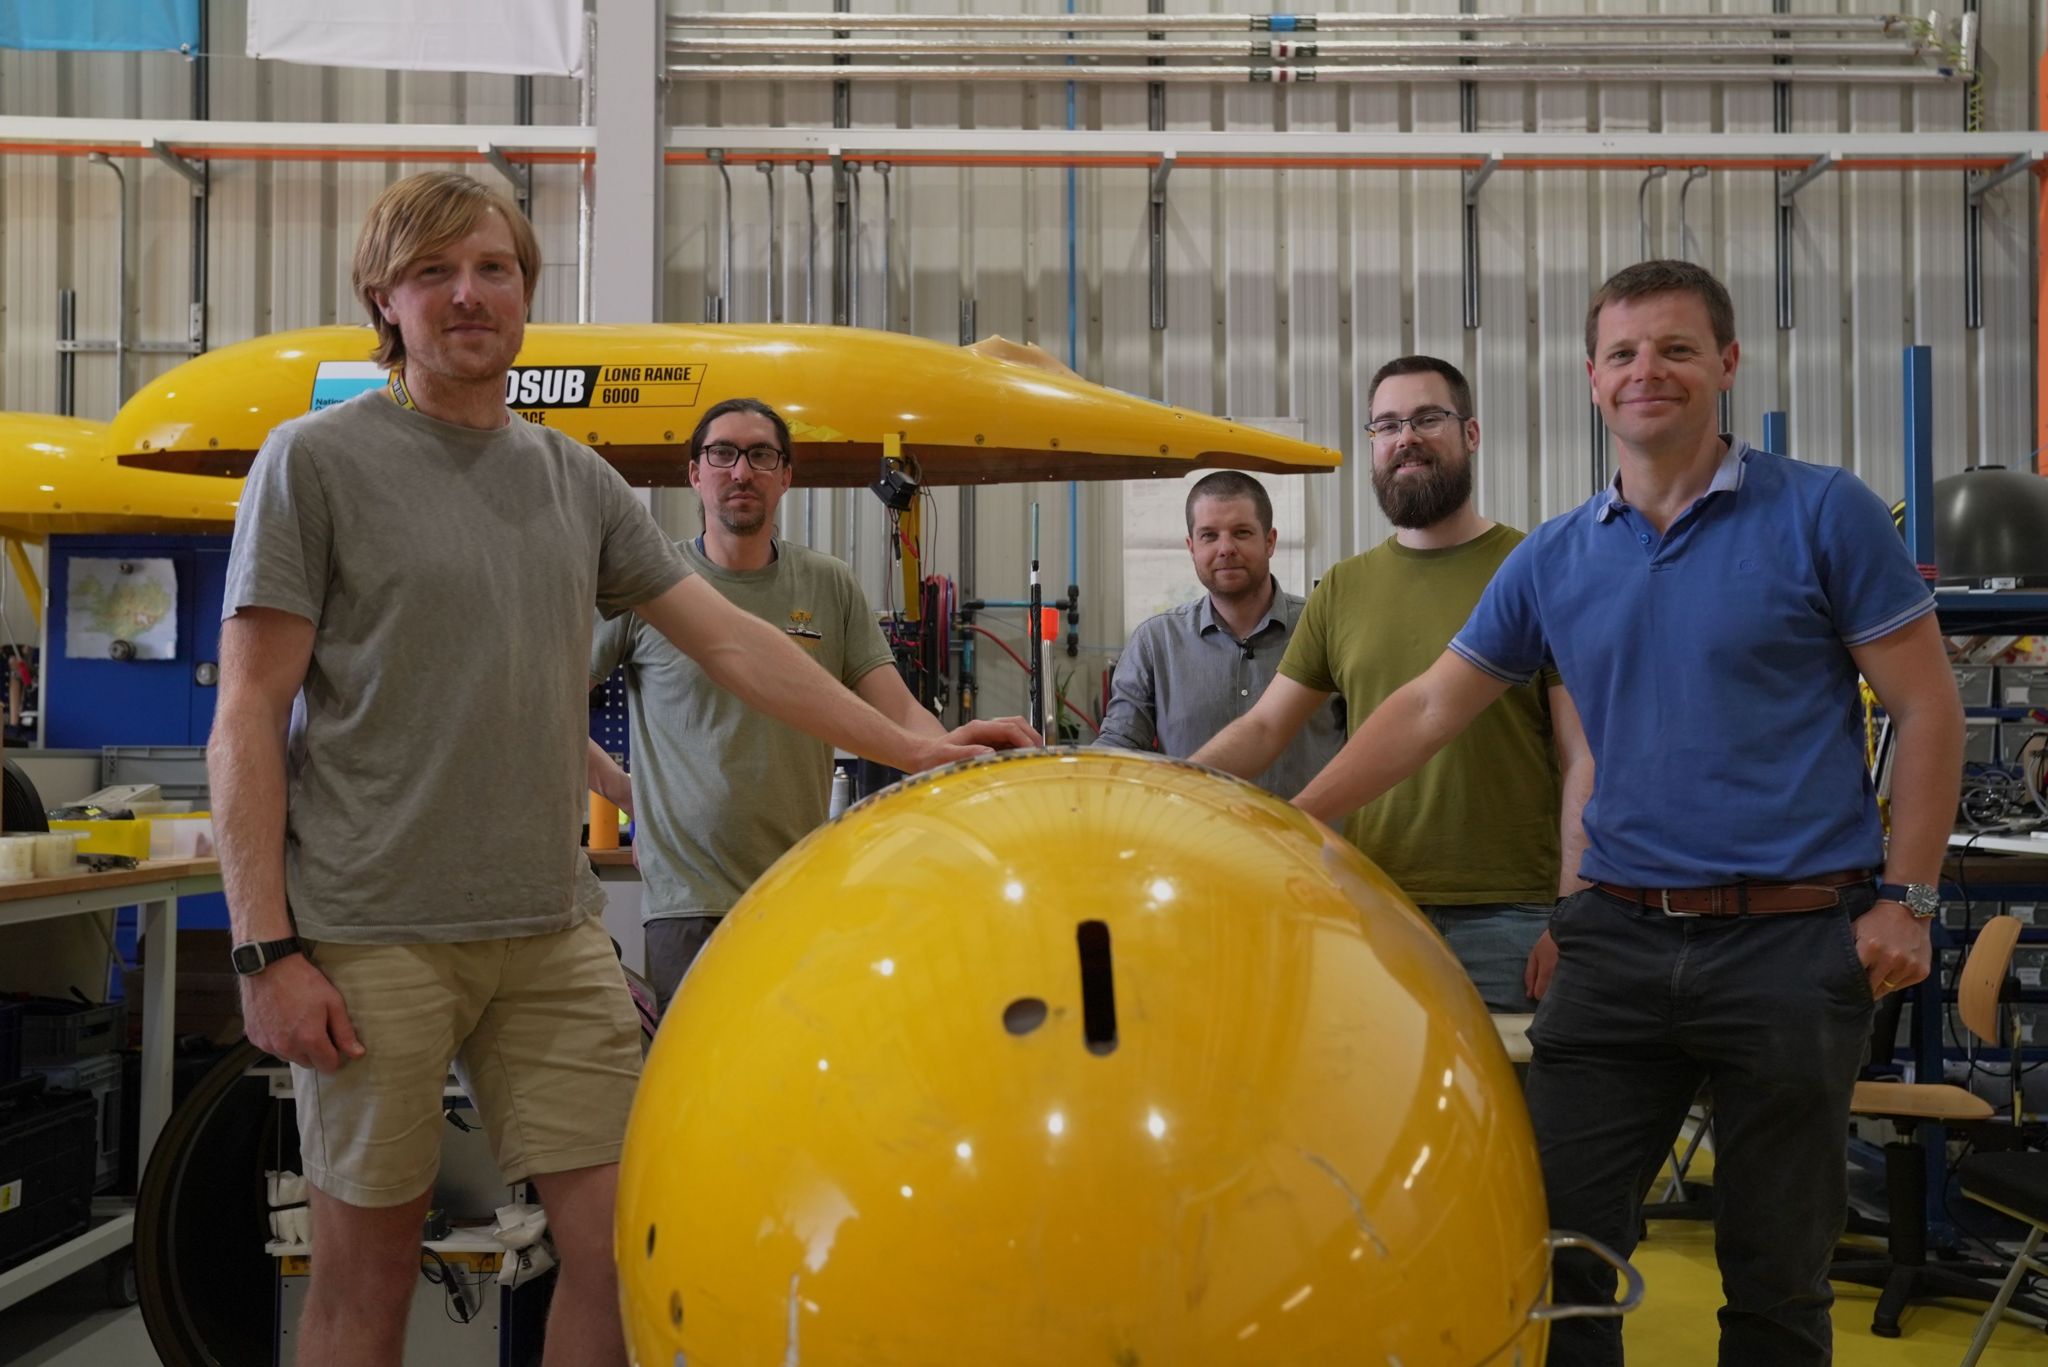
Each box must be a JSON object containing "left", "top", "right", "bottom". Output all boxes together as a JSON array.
[
  {"left": 230, "top": 936, "right": 303, "bottom": 976},
  {"left": 1875, "top": 882, "right": 1941, "bottom": 920}
]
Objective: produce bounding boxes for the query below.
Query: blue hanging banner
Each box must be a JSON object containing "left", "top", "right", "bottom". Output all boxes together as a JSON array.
[{"left": 1, "top": 0, "right": 200, "bottom": 54}]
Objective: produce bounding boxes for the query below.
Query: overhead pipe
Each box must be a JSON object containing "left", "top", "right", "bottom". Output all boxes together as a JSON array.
[
  {"left": 666, "top": 63, "right": 1964, "bottom": 86},
  {"left": 1635, "top": 167, "right": 1666, "bottom": 263},
  {"left": 671, "top": 12, "right": 1919, "bottom": 35},
  {"left": 87, "top": 151, "right": 129, "bottom": 405},
  {"left": 757, "top": 160, "right": 780, "bottom": 323},
  {"left": 1675, "top": 166, "right": 1708, "bottom": 262},
  {"left": 878, "top": 160, "right": 894, "bottom": 330},
  {"left": 847, "top": 159, "right": 863, "bottom": 327},
  {"left": 710, "top": 150, "right": 734, "bottom": 322},
  {"left": 669, "top": 37, "right": 1924, "bottom": 61},
  {"left": 797, "top": 159, "right": 817, "bottom": 323}
]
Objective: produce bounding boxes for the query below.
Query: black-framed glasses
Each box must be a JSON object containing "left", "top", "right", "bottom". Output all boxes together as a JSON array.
[
  {"left": 699, "top": 442, "right": 787, "bottom": 472},
  {"left": 1366, "top": 409, "right": 1463, "bottom": 441}
]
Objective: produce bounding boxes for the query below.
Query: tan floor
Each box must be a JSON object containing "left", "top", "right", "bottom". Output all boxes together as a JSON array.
[{"left": 1625, "top": 1218, "right": 2046, "bottom": 1366}]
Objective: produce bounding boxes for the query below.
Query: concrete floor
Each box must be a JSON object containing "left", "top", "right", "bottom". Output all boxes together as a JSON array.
[
  {"left": 3, "top": 1233, "right": 2044, "bottom": 1367},
  {"left": 0, "top": 1265, "right": 157, "bottom": 1367}
]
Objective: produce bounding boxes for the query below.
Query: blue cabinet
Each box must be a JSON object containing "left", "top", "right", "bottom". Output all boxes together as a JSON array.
[
  {"left": 45, "top": 534, "right": 233, "bottom": 932},
  {"left": 44, "top": 534, "right": 231, "bottom": 750}
]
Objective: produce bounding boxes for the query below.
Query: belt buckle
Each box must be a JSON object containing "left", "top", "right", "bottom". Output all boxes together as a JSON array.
[{"left": 1660, "top": 888, "right": 1699, "bottom": 919}]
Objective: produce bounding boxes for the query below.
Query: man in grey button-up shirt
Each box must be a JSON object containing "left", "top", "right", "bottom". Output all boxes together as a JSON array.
[{"left": 1096, "top": 472, "right": 1345, "bottom": 796}]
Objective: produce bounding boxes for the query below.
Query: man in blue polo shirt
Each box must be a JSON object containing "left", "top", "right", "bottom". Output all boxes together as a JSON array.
[{"left": 1292, "top": 260, "right": 1962, "bottom": 1366}]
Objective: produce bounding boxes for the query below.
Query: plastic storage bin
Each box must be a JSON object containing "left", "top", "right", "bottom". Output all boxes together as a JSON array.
[
  {"left": 0, "top": 1003, "right": 19, "bottom": 1084},
  {"left": 19, "top": 999, "right": 126, "bottom": 1065},
  {"left": 0, "top": 1080, "right": 97, "bottom": 1274},
  {"left": 32, "top": 1054, "right": 122, "bottom": 1193},
  {"left": 48, "top": 818, "right": 150, "bottom": 862}
]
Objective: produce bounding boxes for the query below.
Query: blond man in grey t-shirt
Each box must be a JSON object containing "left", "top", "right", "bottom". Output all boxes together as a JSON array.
[
  {"left": 210, "top": 174, "right": 1032, "bottom": 1367},
  {"left": 589, "top": 399, "right": 1036, "bottom": 1012}
]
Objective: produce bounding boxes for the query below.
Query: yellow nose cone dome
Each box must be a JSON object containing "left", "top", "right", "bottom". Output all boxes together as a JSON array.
[{"left": 617, "top": 750, "right": 1550, "bottom": 1366}]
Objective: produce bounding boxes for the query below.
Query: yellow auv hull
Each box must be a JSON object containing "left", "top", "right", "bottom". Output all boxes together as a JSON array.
[
  {"left": 0, "top": 411, "right": 240, "bottom": 539},
  {"left": 112, "top": 324, "right": 1339, "bottom": 486}
]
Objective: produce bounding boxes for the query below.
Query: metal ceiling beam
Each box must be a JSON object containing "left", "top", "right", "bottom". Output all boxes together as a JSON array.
[
  {"left": 669, "top": 11, "right": 1917, "bottom": 35},
  {"left": 5, "top": 119, "right": 2042, "bottom": 169},
  {"left": 663, "top": 63, "right": 1962, "bottom": 86}
]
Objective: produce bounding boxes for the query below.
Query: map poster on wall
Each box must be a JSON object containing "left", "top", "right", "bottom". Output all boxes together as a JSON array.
[{"left": 66, "top": 558, "right": 178, "bottom": 661}]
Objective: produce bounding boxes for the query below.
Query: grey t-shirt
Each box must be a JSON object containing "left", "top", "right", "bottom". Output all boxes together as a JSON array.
[
  {"left": 591, "top": 538, "right": 893, "bottom": 921},
  {"left": 222, "top": 389, "right": 688, "bottom": 944}
]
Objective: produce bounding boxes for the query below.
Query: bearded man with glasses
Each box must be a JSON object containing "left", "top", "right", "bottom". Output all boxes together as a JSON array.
[
  {"left": 587, "top": 397, "right": 1037, "bottom": 1010},
  {"left": 1195, "top": 355, "right": 1590, "bottom": 1013}
]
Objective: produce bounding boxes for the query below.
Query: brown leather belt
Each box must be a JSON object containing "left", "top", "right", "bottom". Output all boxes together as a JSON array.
[{"left": 1593, "top": 869, "right": 1873, "bottom": 917}]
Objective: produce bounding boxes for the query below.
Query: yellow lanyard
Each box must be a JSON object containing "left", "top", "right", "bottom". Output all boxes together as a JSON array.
[{"left": 387, "top": 367, "right": 416, "bottom": 411}]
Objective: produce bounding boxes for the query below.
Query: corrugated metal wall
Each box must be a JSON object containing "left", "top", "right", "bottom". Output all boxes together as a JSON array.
[{"left": 1, "top": 0, "right": 2042, "bottom": 717}]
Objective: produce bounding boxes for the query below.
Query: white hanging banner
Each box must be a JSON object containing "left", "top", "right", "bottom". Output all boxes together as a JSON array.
[{"left": 247, "top": 0, "right": 586, "bottom": 78}]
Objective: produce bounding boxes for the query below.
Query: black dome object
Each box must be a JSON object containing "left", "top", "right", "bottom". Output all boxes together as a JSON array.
[{"left": 1933, "top": 465, "right": 2048, "bottom": 590}]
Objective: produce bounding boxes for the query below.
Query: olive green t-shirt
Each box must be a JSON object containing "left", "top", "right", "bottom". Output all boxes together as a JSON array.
[
  {"left": 1279, "top": 524, "right": 1561, "bottom": 904},
  {"left": 591, "top": 538, "right": 895, "bottom": 922}
]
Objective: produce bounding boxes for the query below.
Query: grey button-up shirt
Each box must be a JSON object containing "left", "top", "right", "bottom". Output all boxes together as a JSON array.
[{"left": 1095, "top": 579, "right": 1346, "bottom": 798}]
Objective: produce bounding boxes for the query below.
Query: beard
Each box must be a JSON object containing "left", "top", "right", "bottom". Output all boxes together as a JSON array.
[
  {"left": 712, "top": 493, "right": 771, "bottom": 535},
  {"left": 1372, "top": 447, "right": 1474, "bottom": 529}
]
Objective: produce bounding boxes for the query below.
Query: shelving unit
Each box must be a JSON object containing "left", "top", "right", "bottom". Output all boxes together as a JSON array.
[{"left": 0, "top": 858, "right": 222, "bottom": 1313}]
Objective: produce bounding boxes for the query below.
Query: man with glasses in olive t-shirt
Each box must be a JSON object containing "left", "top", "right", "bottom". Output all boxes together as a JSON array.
[
  {"left": 1194, "top": 355, "right": 1590, "bottom": 1011},
  {"left": 588, "top": 398, "right": 1038, "bottom": 1010}
]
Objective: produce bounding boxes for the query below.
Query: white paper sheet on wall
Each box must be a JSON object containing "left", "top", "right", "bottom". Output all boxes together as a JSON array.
[{"left": 65, "top": 557, "right": 178, "bottom": 661}]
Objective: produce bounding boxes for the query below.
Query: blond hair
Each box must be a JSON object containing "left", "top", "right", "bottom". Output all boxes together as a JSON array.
[{"left": 350, "top": 172, "right": 541, "bottom": 368}]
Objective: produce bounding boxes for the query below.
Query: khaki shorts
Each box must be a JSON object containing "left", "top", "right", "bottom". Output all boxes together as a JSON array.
[{"left": 291, "top": 914, "right": 642, "bottom": 1208}]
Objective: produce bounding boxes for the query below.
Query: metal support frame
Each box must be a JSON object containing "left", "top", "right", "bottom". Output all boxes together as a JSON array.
[
  {"left": 1776, "top": 153, "right": 1836, "bottom": 206},
  {"left": 1902, "top": 345, "right": 1936, "bottom": 575},
  {"left": 87, "top": 152, "right": 128, "bottom": 404},
  {"left": 1762, "top": 409, "right": 1789, "bottom": 457},
  {"left": 1965, "top": 152, "right": 2036, "bottom": 202},
  {"left": 1960, "top": 0, "right": 1985, "bottom": 332},
  {"left": 831, "top": 148, "right": 851, "bottom": 326},
  {"left": 1461, "top": 151, "right": 1499, "bottom": 330},
  {"left": 670, "top": 11, "right": 1944, "bottom": 36},
  {"left": 665, "top": 62, "right": 1958, "bottom": 87},
  {"left": 479, "top": 143, "right": 531, "bottom": 212},
  {"left": 8, "top": 118, "right": 2046, "bottom": 163},
  {"left": 592, "top": 0, "right": 664, "bottom": 326},
  {"left": 1148, "top": 150, "right": 1175, "bottom": 330},
  {"left": 185, "top": 1, "right": 209, "bottom": 359},
  {"left": 1774, "top": 154, "right": 1835, "bottom": 330},
  {"left": 146, "top": 139, "right": 205, "bottom": 193},
  {"left": 831, "top": 0, "right": 852, "bottom": 331},
  {"left": 1772, "top": 0, "right": 1793, "bottom": 331},
  {"left": 1966, "top": 154, "right": 2039, "bottom": 328}
]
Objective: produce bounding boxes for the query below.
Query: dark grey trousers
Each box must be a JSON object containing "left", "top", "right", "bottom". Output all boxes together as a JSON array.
[
  {"left": 1530, "top": 882, "right": 1879, "bottom": 1366},
  {"left": 645, "top": 914, "right": 723, "bottom": 1017}
]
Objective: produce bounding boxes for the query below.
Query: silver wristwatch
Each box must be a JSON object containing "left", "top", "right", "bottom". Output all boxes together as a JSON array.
[{"left": 1875, "top": 882, "right": 1940, "bottom": 920}]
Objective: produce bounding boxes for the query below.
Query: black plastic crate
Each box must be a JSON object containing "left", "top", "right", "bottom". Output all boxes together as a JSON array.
[
  {"left": 0, "top": 1080, "right": 97, "bottom": 1274},
  {"left": 0, "top": 1002, "right": 20, "bottom": 1085},
  {"left": 18, "top": 998, "right": 125, "bottom": 1065},
  {"left": 34, "top": 1054, "right": 122, "bottom": 1194}
]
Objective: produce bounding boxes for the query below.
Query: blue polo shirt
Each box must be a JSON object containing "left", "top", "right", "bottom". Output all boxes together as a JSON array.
[{"left": 1449, "top": 438, "right": 1934, "bottom": 887}]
